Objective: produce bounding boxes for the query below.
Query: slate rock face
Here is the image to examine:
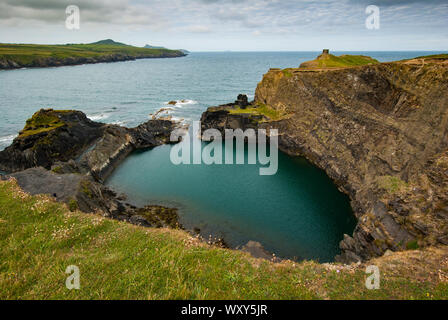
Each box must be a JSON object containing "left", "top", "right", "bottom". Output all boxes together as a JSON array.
[
  {"left": 0, "top": 109, "right": 182, "bottom": 229},
  {"left": 0, "top": 109, "right": 177, "bottom": 181},
  {"left": 0, "top": 109, "right": 104, "bottom": 173},
  {"left": 201, "top": 57, "right": 448, "bottom": 262}
]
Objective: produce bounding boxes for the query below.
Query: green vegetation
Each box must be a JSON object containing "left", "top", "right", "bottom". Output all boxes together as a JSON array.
[
  {"left": 0, "top": 41, "right": 184, "bottom": 67},
  {"left": 300, "top": 54, "right": 380, "bottom": 69},
  {"left": 68, "top": 199, "right": 78, "bottom": 212},
  {"left": 19, "top": 110, "right": 68, "bottom": 138},
  {"left": 406, "top": 240, "right": 419, "bottom": 250},
  {"left": 229, "top": 103, "right": 286, "bottom": 121},
  {"left": 80, "top": 180, "right": 93, "bottom": 199},
  {"left": 90, "top": 39, "right": 127, "bottom": 46},
  {"left": 414, "top": 54, "right": 448, "bottom": 60},
  {"left": 1, "top": 179, "right": 446, "bottom": 299},
  {"left": 282, "top": 69, "right": 294, "bottom": 78},
  {"left": 377, "top": 175, "right": 409, "bottom": 194},
  {"left": 51, "top": 166, "right": 63, "bottom": 174}
]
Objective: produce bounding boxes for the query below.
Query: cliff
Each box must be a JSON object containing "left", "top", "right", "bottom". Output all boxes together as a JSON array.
[
  {"left": 0, "top": 109, "right": 181, "bottom": 228},
  {"left": 0, "top": 109, "right": 177, "bottom": 181},
  {"left": 201, "top": 54, "right": 448, "bottom": 263}
]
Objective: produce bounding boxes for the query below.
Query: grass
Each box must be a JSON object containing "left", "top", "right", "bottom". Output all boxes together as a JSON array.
[
  {"left": 0, "top": 42, "right": 184, "bottom": 67},
  {"left": 377, "top": 175, "right": 409, "bottom": 194},
  {"left": 0, "top": 178, "right": 447, "bottom": 300},
  {"left": 406, "top": 240, "right": 419, "bottom": 250},
  {"left": 300, "top": 54, "right": 380, "bottom": 69},
  {"left": 229, "top": 103, "right": 286, "bottom": 121},
  {"left": 19, "top": 110, "right": 68, "bottom": 138},
  {"left": 414, "top": 54, "right": 448, "bottom": 60}
]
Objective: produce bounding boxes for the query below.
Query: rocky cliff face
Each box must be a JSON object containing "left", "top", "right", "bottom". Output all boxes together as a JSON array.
[
  {"left": 0, "top": 110, "right": 104, "bottom": 173},
  {"left": 201, "top": 56, "right": 448, "bottom": 262},
  {"left": 0, "top": 109, "right": 177, "bottom": 181},
  {"left": 0, "top": 109, "right": 182, "bottom": 229}
]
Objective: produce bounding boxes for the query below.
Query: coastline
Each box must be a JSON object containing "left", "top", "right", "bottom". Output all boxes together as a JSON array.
[
  {"left": 0, "top": 54, "right": 187, "bottom": 70},
  {"left": 200, "top": 53, "right": 448, "bottom": 263},
  {"left": 0, "top": 42, "right": 187, "bottom": 70}
]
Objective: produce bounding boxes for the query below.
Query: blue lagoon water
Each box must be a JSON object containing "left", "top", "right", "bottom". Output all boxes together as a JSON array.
[{"left": 0, "top": 51, "right": 442, "bottom": 261}]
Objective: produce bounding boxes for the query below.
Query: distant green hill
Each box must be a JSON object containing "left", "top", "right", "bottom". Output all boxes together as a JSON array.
[
  {"left": 91, "top": 39, "right": 128, "bottom": 46},
  {"left": 0, "top": 40, "right": 186, "bottom": 69}
]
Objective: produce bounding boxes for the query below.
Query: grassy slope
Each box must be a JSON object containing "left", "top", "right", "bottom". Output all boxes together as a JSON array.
[
  {"left": 0, "top": 43, "right": 183, "bottom": 65},
  {"left": 0, "top": 179, "right": 447, "bottom": 300},
  {"left": 300, "top": 54, "right": 380, "bottom": 69},
  {"left": 228, "top": 103, "right": 287, "bottom": 121},
  {"left": 414, "top": 54, "right": 448, "bottom": 60},
  {"left": 18, "top": 109, "right": 71, "bottom": 138}
]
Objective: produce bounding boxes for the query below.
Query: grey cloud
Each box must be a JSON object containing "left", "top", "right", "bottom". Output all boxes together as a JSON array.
[
  {"left": 349, "top": 0, "right": 448, "bottom": 6},
  {"left": 0, "top": 0, "right": 164, "bottom": 26},
  {"left": 0, "top": 0, "right": 447, "bottom": 39}
]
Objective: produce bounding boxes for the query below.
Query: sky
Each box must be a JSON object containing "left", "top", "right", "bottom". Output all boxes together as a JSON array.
[{"left": 0, "top": 0, "right": 447, "bottom": 51}]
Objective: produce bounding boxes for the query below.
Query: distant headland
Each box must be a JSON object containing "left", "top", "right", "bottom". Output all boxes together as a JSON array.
[{"left": 0, "top": 39, "right": 187, "bottom": 70}]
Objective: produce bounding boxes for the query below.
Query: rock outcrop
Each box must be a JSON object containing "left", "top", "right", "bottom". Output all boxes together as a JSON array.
[
  {"left": 0, "top": 110, "right": 104, "bottom": 173},
  {"left": 200, "top": 103, "right": 264, "bottom": 135},
  {"left": 0, "top": 109, "right": 177, "bottom": 181},
  {"left": 0, "top": 109, "right": 182, "bottom": 229},
  {"left": 201, "top": 55, "right": 448, "bottom": 263}
]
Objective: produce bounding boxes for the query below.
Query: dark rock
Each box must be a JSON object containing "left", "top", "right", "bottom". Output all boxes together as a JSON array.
[
  {"left": 0, "top": 109, "right": 179, "bottom": 182},
  {"left": 241, "top": 241, "right": 274, "bottom": 260},
  {"left": 0, "top": 109, "right": 104, "bottom": 173},
  {"left": 235, "top": 94, "right": 249, "bottom": 108},
  {"left": 200, "top": 107, "right": 264, "bottom": 139},
  {"left": 1, "top": 108, "right": 182, "bottom": 231},
  {"left": 129, "top": 215, "right": 152, "bottom": 227}
]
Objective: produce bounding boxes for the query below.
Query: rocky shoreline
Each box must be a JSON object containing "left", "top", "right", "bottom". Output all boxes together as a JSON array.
[
  {"left": 0, "top": 52, "right": 186, "bottom": 70},
  {"left": 200, "top": 54, "right": 448, "bottom": 263},
  {"left": 0, "top": 109, "right": 183, "bottom": 229}
]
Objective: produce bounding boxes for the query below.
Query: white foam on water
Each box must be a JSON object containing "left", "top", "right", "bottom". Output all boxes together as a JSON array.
[
  {"left": 164, "top": 99, "right": 199, "bottom": 108},
  {"left": 0, "top": 134, "right": 17, "bottom": 150},
  {"left": 88, "top": 114, "right": 110, "bottom": 121},
  {"left": 0, "top": 134, "right": 17, "bottom": 143},
  {"left": 170, "top": 116, "right": 186, "bottom": 123},
  {"left": 110, "top": 120, "right": 126, "bottom": 126}
]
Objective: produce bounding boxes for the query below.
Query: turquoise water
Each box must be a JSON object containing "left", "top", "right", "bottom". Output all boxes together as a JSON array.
[
  {"left": 0, "top": 51, "right": 442, "bottom": 261},
  {"left": 107, "top": 138, "right": 356, "bottom": 262}
]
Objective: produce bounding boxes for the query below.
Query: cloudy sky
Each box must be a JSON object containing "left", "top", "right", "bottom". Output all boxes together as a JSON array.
[{"left": 0, "top": 0, "right": 447, "bottom": 51}]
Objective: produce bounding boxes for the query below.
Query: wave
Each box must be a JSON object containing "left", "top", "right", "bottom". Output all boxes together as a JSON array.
[
  {"left": 110, "top": 120, "right": 126, "bottom": 126},
  {"left": 87, "top": 113, "right": 110, "bottom": 121},
  {"left": 0, "top": 134, "right": 17, "bottom": 144},
  {"left": 164, "top": 99, "right": 199, "bottom": 108}
]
